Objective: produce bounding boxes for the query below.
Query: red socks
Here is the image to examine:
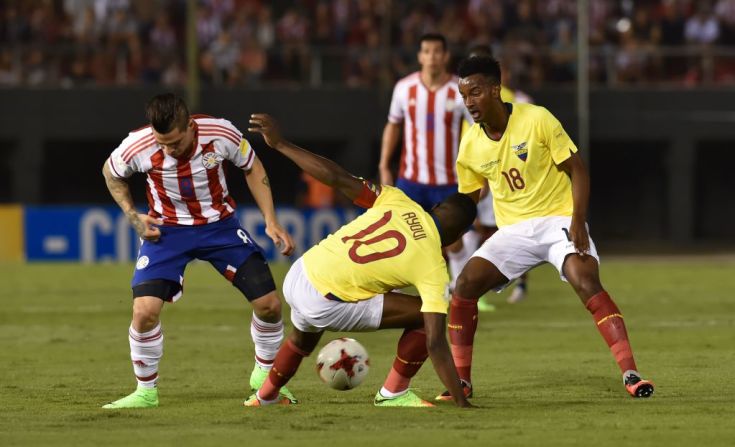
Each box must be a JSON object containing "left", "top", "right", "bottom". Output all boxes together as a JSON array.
[
  {"left": 259, "top": 339, "right": 310, "bottom": 401},
  {"left": 382, "top": 328, "right": 428, "bottom": 393},
  {"left": 448, "top": 293, "right": 478, "bottom": 383},
  {"left": 585, "top": 291, "right": 637, "bottom": 373}
]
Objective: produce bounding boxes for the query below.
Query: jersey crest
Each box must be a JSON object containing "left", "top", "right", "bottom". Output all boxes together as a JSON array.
[
  {"left": 512, "top": 142, "right": 528, "bottom": 162},
  {"left": 202, "top": 151, "right": 223, "bottom": 169}
]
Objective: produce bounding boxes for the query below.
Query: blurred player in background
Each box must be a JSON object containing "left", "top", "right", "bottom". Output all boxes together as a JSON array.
[
  {"left": 101, "top": 93, "right": 295, "bottom": 408},
  {"left": 378, "top": 32, "right": 473, "bottom": 294},
  {"left": 438, "top": 57, "right": 654, "bottom": 401},
  {"left": 246, "top": 114, "right": 475, "bottom": 408},
  {"left": 449, "top": 44, "right": 532, "bottom": 310},
  {"left": 378, "top": 33, "right": 470, "bottom": 207}
]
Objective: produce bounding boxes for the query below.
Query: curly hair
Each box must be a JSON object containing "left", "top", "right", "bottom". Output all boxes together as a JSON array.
[{"left": 457, "top": 56, "right": 501, "bottom": 85}]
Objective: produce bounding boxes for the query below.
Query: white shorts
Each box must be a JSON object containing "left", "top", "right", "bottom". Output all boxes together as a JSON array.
[
  {"left": 472, "top": 216, "right": 600, "bottom": 283},
  {"left": 476, "top": 194, "right": 496, "bottom": 227},
  {"left": 283, "top": 258, "right": 384, "bottom": 333}
]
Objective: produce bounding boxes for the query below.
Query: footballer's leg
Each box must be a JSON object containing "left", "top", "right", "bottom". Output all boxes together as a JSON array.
[
  {"left": 436, "top": 257, "right": 508, "bottom": 401},
  {"left": 373, "top": 292, "right": 435, "bottom": 407},
  {"left": 563, "top": 254, "right": 654, "bottom": 398},
  {"left": 212, "top": 248, "right": 295, "bottom": 402},
  {"left": 507, "top": 272, "right": 529, "bottom": 304},
  {"left": 245, "top": 329, "right": 323, "bottom": 406},
  {"left": 103, "top": 283, "right": 177, "bottom": 409}
]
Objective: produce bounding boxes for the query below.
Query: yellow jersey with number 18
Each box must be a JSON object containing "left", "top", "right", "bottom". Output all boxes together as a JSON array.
[
  {"left": 456, "top": 103, "right": 578, "bottom": 227},
  {"left": 302, "top": 185, "right": 449, "bottom": 314}
]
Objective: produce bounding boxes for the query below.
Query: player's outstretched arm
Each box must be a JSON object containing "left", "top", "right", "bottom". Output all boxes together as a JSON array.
[
  {"left": 423, "top": 312, "right": 473, "bottom": 408},
  {"left": 559, "top": 151, "right": 591, "bottom": 255},
  {"left": 102, "top": 160, "right": 162, "bottom": 242},
  {"left": 244, "top": 155, "right": 295, "bottom": 256},
  {"left": 248, "top": 114, "right": 366, "bottom": 201}
]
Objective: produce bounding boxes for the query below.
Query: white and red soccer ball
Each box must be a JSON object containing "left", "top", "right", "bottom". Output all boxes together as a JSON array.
[{"left": 316, "top": 338, "right": 370, "bottom": 390}]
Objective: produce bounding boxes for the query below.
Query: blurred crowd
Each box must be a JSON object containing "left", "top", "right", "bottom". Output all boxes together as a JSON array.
[{"left": 1, "top": 0, "right": 735, "bottom": 88}]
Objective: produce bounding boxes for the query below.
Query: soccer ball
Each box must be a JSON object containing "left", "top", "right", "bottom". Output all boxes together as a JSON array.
[{"left": 316, "top": 338, "right": 370, "bottom": 390}]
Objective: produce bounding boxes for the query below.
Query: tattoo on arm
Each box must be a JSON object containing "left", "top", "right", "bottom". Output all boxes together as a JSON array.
[
  {"left": 104, "top": 165, "right": 145, "bottom": 235},
  {"left": 262, "top": 175, "right": 270, "bottom": 188}
]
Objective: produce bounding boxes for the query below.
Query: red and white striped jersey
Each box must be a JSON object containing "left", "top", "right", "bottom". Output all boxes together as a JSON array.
[
  {"left": 108, "top": 115, "right": 255, "bottom": 226},
  {"left": 388, "top": 72, "right": 473, "bottom": 186}
]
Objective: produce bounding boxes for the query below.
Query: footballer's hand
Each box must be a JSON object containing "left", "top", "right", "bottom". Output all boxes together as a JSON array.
[
  {"left": 248, "top": 114, "right": 282, "bottom": 148},
  {"left": 265, "top": 221, "right": 295, "bottom": 256},
  {"left": 130, "top": 213, "right": 163, "bottom": 242},
  {"left": 569, "top": 219, "right": 590, "bottom": 256},
  {"left": 379, "top": 165, "right": 394, "bottom": 186}
]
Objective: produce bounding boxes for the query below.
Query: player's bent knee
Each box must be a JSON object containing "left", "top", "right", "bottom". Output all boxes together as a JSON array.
[
  {"left": 455, "top": 269, "right": 490, "bottom": 298},
  {"left": 251, "top": 292, "right": 281, "bottom": 320},
  {"left": 231, "top": 253, "right": 277, "bottom": 302},
  {"left": 132, "top": 296, "right": 164, "bottom": 330}
]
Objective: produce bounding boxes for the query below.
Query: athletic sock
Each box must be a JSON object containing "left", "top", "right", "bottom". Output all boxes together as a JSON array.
[
  {"left": 259, "top": 340, "right": 310, "bottom": 401},
  {"left": 447, "top": 231, "right": 479, "bottom": 289},
  {"left": 585, "top": 291, "right": 638, "bottom": 373},
  {"left": 129, "top": 323, "right": 163, "bottom": 388},
  {"left": 448, "top": 293, "right": 478, "bottom": 383},
  {"left": 250, "top": 313, "right": 284, "bottom": 369},
  {"left": 382, "top": 328, "right": 428, "bottom": 394}
]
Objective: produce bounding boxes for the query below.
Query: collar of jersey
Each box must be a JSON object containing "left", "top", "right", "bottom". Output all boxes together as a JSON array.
[{"left": 480, "top": 102, "right": 514, "bottom": 143}]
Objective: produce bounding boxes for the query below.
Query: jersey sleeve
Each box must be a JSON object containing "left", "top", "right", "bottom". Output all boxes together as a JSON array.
[
  {"left": 414, "top": 266, "right": 451, "bottom": 314},
  {"left": 456, "top": 135, "right": 485, "bottom": 194},
  {"left": 217, "top": 120, "right": 255, "bottom": 170},
  {"left": 353, "top": 180, "right": 381, "bottom": 208},
  {"left": 108, "top": 133, "right": 147, "bottom": 178},
  {"left": 539, "top": 107, "right": 578, "bottom": 165},
  {"left": 387, "top": 82, "right": 404, "bottom": 124}
]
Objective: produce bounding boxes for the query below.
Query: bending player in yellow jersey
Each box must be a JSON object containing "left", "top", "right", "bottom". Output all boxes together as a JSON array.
[
  {"left": 437, "top": 56, "right": 654, "bottom": 401},
  {"left": 245, "top": 114, "right": 475, "bottom": 408}
]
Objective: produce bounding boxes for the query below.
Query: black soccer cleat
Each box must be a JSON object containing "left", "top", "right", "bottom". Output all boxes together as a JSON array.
[
  {"left": 435, "top": 379, "right": 473, "bottom": 401},
  {"left": 624, "top": 371, "right": 655, "bottom": 398}
]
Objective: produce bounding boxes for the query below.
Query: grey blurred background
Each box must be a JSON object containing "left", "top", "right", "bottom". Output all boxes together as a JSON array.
[{"left": 1, "top": 0, "right": 734, "bottom": 249}]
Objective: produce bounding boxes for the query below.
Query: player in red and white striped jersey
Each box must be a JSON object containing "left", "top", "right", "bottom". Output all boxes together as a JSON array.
[
  {"left": 379, "top": 33, "right": 473, "bottom": 211},
  {"left": 101, "top": 93, "right": 296, "bottom": 409},
  {"left": 107, "top": 113, "right": 255, "bottom": 225}
]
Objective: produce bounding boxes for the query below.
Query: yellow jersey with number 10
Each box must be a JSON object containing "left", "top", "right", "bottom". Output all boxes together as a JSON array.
[
  {"left": 302, "top": 185, "right": 450, "bottom": 314},
  {"left": 456, "top": 103, "right": 578, "bottom": 227}
]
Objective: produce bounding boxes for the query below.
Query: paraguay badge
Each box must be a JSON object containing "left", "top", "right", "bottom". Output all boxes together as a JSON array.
[{"left": 202, "top": 152, "right": 222, "bottom": 169}]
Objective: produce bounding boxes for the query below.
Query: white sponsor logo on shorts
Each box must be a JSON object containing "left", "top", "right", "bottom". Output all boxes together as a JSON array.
[{"left": 136, "top": 256, "right": 150, "bottom": 270}]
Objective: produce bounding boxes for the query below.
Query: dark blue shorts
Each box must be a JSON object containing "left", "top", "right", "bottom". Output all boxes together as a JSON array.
[
  {"left": 395, "top": 178, "right": 459, "bottom": 212},
  {"left": 132, "top": 215, "right": 264, "bottom": 295}
]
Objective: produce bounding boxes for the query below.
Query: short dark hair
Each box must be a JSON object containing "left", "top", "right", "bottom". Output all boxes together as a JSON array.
[
  {"left": 443, "top": 193, "right": 478, "bottom": 227},
  {"left": 433, "top": 193, "right": 478, "bottom": 246},
  {"left": 467, "top": 44, "right": 493, "bottom": 58},
  {"left": 457, "top": 56, "right": 501, "bottom": 85},
  {"left": 419, "top": 33, "right": 447, "bottom": 51},
  {"left": 145, "top": 93, "right": 190, "bottom": 133}
]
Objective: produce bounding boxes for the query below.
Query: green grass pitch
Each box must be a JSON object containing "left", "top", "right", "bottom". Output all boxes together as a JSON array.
[{"left": 1, "top": 258, "right": 734, "bottom": 446}]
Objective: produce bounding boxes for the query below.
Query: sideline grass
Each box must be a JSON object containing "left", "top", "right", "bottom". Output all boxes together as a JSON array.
[{"left": 1, "top": 259, "right": 733, "bottom": 446}]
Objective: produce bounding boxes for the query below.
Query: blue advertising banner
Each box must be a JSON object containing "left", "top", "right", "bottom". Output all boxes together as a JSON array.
[{"left": 24, "top": 206, "right": 361, "bottom": 262}]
